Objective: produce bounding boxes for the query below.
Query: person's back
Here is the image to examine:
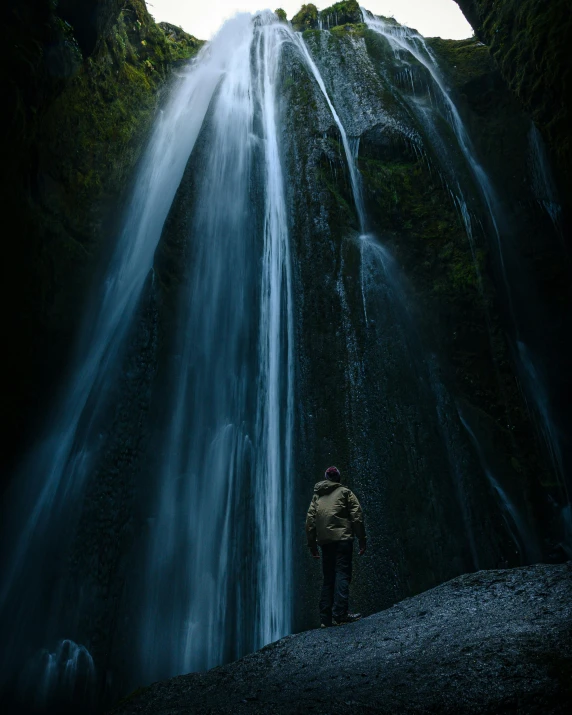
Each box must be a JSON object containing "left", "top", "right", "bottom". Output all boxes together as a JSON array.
[{"left": 306, "top": 466, "right": 367, "bottom": 627}]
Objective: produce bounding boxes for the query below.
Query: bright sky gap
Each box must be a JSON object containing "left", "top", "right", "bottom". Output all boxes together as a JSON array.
[{"left": 148, "top": 1, "right": 473, "bottom": 42}]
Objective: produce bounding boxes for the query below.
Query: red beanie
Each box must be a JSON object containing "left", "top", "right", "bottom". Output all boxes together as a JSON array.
[{"left": 325, "top": 466, "right": 340, "bottom": 479}]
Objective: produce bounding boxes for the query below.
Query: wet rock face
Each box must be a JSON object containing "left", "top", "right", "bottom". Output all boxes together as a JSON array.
[
  {"left": 291, "top": 4, "right": 319, "bottom": 31},
  {"left": 0, "top": 0, "right": 201, "bottom": 483},
  {"left": 281, "top": 21, "right": 569, "bottom": 633},
  {"left": 454, "top": 0, "right": 572, "bottom": 198},
  {"left": 111, "top": 563, "right": 572, "bottom": 714}
]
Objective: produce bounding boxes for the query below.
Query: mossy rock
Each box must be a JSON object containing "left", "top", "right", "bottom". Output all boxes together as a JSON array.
[
  {"left": 454, "top": 0, "right": 572, "bottom": 198},
  {"left": 427, "top": 37, "right": 492, "bottom": 89},
  {"left": 291, "top": 4, "right": 319, "bottom": 31},
  {"left": 274, "top": 8, "right": 287, "bottom": 22},
  {"left": 320, "top": 1, "right": 362, "bottom": 27},
  {"left": 0, "top": 0, "right": 203, "bottom": 475},
  {"left": 329, "top": 22, "right": 366, "bottom": 39}
]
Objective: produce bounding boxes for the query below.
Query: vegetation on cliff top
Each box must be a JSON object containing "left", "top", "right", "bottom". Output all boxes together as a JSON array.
[
  {"left": 291, "top": 4, "right": 319, "bottom": 31},
  {"left": 292, "top": 2, "right": 362, "bottom": 31},
  {"left": 320, "top": 1, "right": 362, "bottom": 26}
]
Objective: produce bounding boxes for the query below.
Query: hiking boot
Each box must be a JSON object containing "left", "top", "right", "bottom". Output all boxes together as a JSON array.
[{"left": 333, "top": 612, "right": 362, "bottom": 625}]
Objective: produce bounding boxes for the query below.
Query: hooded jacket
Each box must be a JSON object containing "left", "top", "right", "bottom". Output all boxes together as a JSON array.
[{"left": 305, "top": 479, "right": 366, "bottom": 547}]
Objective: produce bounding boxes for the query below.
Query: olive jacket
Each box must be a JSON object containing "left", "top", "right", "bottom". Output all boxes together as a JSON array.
[{"left": 305, "top": 479, "right": 366, "bottom": 547}]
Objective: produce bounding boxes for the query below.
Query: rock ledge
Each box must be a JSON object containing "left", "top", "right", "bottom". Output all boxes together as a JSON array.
[{"left": 112, "top": 563, "right": 572, "bottom": 714}]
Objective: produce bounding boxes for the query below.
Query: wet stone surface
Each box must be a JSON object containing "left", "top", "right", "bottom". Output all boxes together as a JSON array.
[{"left": 111, "top": 563, "right": 572, "bottom": 714}]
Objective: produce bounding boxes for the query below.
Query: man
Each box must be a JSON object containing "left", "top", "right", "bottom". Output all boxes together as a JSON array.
[{"left": 306, "top": 466, "right": 367, "bottom": 627}]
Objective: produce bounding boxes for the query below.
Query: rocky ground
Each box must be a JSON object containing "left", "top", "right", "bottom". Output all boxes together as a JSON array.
[{"left": 112, "top": 563, "right": 572, "bottom": 714}]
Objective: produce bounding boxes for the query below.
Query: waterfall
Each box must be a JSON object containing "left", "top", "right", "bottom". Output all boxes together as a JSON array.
[
  {"left": 458, "top": 408, "right": 541, "bottom": 563},
  {"left": 361, "top": 6, "right": 570, "bottom": 538},
  {"left": 293, "top": 33, "right": 367, "bottom": 233},
  {"left": 2, "top": 7, "right": 568, "bottom": 708},
  {"left": 140, "top": 12, "right": 294, "bottom": 680},
  {"left": 0, "top": 12, "right": 272, "bottom": 702},
  {"left": 360, "top": 9, "right": 509, "bottom": 286}
]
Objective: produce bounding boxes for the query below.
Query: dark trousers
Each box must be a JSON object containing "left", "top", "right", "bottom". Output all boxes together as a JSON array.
[{"left": 319, "top": 539, "right": 353, "bottom": 625}]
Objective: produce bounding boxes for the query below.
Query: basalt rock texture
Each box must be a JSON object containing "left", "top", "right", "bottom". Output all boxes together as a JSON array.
[
  {"left": 111, "top": 563, "right": 572, "bottom": 715},
  {"left": 454, "top": 0, "right": 572, "bottom": 200},
  {"left": 282, "top": 20, "right": 570, "bottom": 634},
  {"left": 0, "top": 0, "right": 201, "bottom": 480}
]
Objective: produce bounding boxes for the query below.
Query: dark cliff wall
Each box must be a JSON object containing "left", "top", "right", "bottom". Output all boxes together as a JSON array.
[
  {"left": 454, "top": 0, "right": 572, "bottom": 201},
  {"left": 278, "top": 22, "right": 566, "bottom": 633},
  {"left": 0, "top": 0, "right": 200, "bottom": 480}
]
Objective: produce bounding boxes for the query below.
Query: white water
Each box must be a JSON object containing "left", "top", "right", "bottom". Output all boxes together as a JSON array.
[
  {"left": 360, "top": 9, "right": 514, "bottom": 314},
  {"left": 141, "top": 12, "right": 294, "bottom": 680},
  {"left": 293, "top": 33, "right": 367, "bottom": 233},
  {"left": 254, "top": 19, "right": 295, "bottom": 647},
  {"left": 362, "top": 8, "right": 570, "bottom": 529},
  {"left": 0, "top": 12, "right": 271, "bottom": 690}
]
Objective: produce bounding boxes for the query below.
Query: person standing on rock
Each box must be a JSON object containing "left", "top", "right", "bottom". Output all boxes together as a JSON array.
[{"left": 306, "top": 466, "right": 367, "bottom": 627}]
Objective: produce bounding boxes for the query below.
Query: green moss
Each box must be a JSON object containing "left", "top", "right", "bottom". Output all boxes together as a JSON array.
[
  {"left": 40, "top": 1, "right": 203, "bottom": 228},
  {"left": 427, "top": 37, "right": 491, "bottom": 89},
  {"left": 275, "top": 8, "right": 287, "bottom": 22},
  {"left": 1, "top": 0, "right": 204, "bottom": 433},
  {"left": 329, "top": 22, "right": 366, "bottom": 39},
  {"left": 359, "top": 151, "right": 484, "bottom": 302},
  {"left": 320, "top": 1, "right": 362, "bottom": 26},
  {"left": 458, "top": 0, "right": 572, "bottom": 194},
  {"left": 292, "top": 4, "right": 319, "bottom": 31}
]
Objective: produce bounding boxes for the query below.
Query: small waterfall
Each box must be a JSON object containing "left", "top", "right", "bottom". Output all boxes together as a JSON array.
[
  {"left": 528, "top": 124, "right": 563, "bottom": 234},
  {"left": 361, "top": 7, "right": 570, "bottom": 526},
  {"left": 517, "top": 342, "right": 567, "bottom": 495},
  {"left": 360, "top": 9, "right": 515, "bottom": 314},
  {"left": 298, "top": 27, "right": 488, "bottom": 572},
  {"left": 18, "top": 640, "right": 95, "bottom": 711},
  {"left": 359, "top": 234, "right": 480, "bottom": 569},
  {"left": 293, "top": 33, "right": 367, "bottom": 233},
  {"left": 140, "top": 12, "right": 294, "bottom": 680},
  {"left": 458, "top": 407, "right": 541, "bottom": 563}
]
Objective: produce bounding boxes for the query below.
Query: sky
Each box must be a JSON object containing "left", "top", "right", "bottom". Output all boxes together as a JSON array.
[{"left": 148, "top": 1, "right": 473, "bottom": 41}]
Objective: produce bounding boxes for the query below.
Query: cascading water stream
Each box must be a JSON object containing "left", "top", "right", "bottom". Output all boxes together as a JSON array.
[
  {"left": 140, "top": 12, "right": 294, "bottom": 681},
  {"left": 360, "top": 9, "right": 511, "bottom": 299},
  {"left": 0, "top": 17, "right": 254, "bottom": 703},
  {"left": 361, "top": 7, "right": 570, "bottom": 532},
  {"left": 528, "top": 124, "right": 563, "bottom": 235},
  {"left": 293, "top": 33, "right": 367, "bottom": 234},
  {"left": 458, "top": 408, "right": 541, "bottom": 563},
  {"left": 253, "top": 20, "right": 295, "bottom": 648},
  {"left": 297, "top": 27, "right": 483, "bottom": 569}
]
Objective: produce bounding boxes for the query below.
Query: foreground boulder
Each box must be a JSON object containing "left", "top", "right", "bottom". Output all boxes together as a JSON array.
[{"left": 112, "top": 563, "right": 572, "bottom": 714}]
